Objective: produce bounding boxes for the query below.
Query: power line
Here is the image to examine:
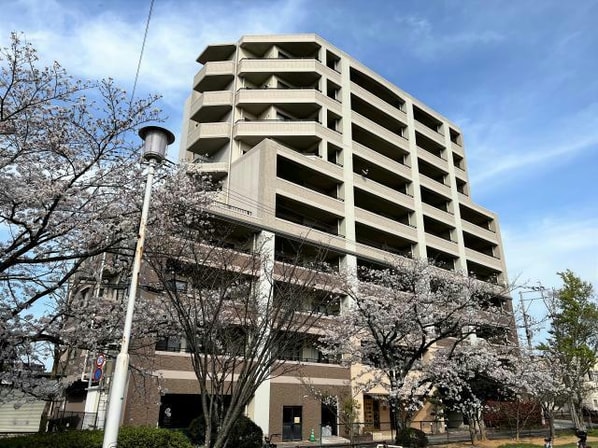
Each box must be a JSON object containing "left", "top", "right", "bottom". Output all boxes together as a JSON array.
[{"left": 129, "top": 0, "right": 155, "bottom": 107}]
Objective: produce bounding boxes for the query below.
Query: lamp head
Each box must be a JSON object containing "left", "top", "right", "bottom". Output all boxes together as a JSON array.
[{"left": 138, "top": 125, "right": 175, "bottom": 163}]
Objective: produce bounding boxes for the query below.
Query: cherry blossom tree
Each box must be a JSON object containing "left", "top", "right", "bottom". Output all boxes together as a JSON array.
[
  {"left": 429, "top": 341, "right": 518, "bottom": 442},
  {"left": 502, "top": 350, "right": 566, "bottom": 441},
  {"left": 0, "top": 32, "right": 162, "bottom": 400},
  {"left": 319, "top": 257, "right": 513, "bottom": 444}
]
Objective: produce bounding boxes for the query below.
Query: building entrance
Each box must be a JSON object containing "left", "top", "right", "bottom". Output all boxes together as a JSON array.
[
  {"left": 282, "top": 406, "right": 302, "bottom": 441},
  {"left": 321, "top": 401, "right": 338, "bottom": 436}
]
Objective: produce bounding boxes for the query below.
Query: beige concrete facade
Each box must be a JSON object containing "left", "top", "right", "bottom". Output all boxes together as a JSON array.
[
  {"left": 180, "top": 33, "right": 508, "bottom": 285},
  {"left": 90, "top": 34, "right": 514, "bottom": 442}
]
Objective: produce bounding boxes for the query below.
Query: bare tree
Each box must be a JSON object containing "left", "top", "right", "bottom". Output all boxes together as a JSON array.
[{"left": 143, "top": 199, "right": 341, "bottom": 448}]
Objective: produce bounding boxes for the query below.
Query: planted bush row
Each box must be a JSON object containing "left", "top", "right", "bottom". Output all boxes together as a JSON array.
[{"left": 0, "top": 426, "right": 193, "bottom": 448}]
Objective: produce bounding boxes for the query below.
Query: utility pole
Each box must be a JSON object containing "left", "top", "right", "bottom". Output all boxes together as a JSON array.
[
  {"left": 518, "top": 285, "right": 546, "bottom": 351},
  {"left": 519, "top": 291, "right": 533, "bottom": 351}
]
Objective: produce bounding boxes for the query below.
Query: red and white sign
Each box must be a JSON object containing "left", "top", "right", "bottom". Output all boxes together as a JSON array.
[{"left": 95, "top": 354, "right": 106, "bottom": 367}]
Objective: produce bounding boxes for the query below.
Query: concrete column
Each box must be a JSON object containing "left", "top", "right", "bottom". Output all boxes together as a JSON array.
[
  {"left": 249, "top": 230, "right": 275, "bottom": 434},
  {"left": 405, "top": 99, "right": 427, "bottom": 259},
  {"left": 443, "top": 127, "right": 468, "bottom": 272}
]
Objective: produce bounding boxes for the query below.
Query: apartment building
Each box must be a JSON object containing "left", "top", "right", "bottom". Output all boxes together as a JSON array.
[
  {"left": 63, "top": 34, "right": 511, "bottom": 442},
  {"left": 163, "top": 33, "right": 510, "bottom": 441}
]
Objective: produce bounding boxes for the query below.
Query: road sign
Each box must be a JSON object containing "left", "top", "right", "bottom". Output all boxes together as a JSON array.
[
  {"left": 95, "top": 354, "right": 106, "bottom": 367},
  {"left": 93, "top": 367, "right": 103, "bottom": 382}
]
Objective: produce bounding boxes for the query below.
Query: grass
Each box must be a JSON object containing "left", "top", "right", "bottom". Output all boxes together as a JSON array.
[{"left": 498, "top": 444, "right": 580, "bottom": 448}]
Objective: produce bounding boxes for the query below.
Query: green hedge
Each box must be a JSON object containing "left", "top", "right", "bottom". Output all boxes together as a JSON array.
[{"left": 0, "top": 427, "right": 193, "bottom": 448}]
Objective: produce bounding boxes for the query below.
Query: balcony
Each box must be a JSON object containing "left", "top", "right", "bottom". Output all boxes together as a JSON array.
[
  {"left": 449, "top": 128, "right": 463, "bottom": 147},
  {"left": 350, "top": 82, "right": 407, "bottom": 123},
  {"left": 277, "top": 144, "right": 342, "bottom": 179},
  {"left": 349, "top": 67, "right": 406, "bottom": 112},
  {"left": 466, "top": 258, "right": 503, "bottom": 283},
  {"left": 186, "top": 122, "right": 231, "bottom": 155},
  {"left": 277, "top": 155, "right": 342, "bottom": 200},
  {"left": 189, "top": 90, "right": 233, "bottom": 123},
  {"left": 193, "top": 61, "right": 235, "bottom": 92},
  {"left": 354, "top": 186, "right": 413, "bottom": 223},
  {"left": 354, "top": 208, "right": 417, "bottom": 243},
  {"left": 276, "top": 178, "right": 344, "bottom": 217},
  {"left": 454, "top": 164, "right": 467, "bottom": 180},
  {"left": 236, "top": 88, "right": 341, "bottom": 116},
  {"left": 417, "top": 147, "right": 449, "bottom": 172},
  {"left": 352, "top": 142, "right": 411, "bottom": 180},
  {"left": 355, "top": 222, "right": 413, "bottom": 258},
  {"left": 420, "top": 185, "right": 452, "bottom": 213},
  {"left": 238, "top": 58, "right": 340, "bottom": 84},
  {"left": 426, "top": 246, "right": 458, "bottom": 271},
  {"left": 234, "top": 119, "right": 341, "bottom": 150},
  {"left": 413, "top": 103, "right": 445, "bottom": 145},
  {"left": 352, "top": 112, "right": 407, "bottom": 148},
  {"left": 353, "top": 154, "right": 411, "bottom": 196},
  {"left": 419, "top": 176, "right": 452, "bottom": 198},
  {"left": 459, "top": 204, "right": 495, "bottom": 232},
  {"left": 465, "top": 247, "right": 502, "bottom": 271},
  {"left": 274, "top": 235, "right": 343, "bottom": 275},
  {"left": 424, "top": 215, "right": 457, "bottom": 252},
  {"left": 197, "top": 43, "right": 236, "bottom": 64},
  {"left": 188, "top": 161, "right": 229, "bottom": 180},
  {"left": 351, "top": 94, "right": 407, "bottom": 138},
  {"left": 461, "top": 220, "right": 497, "bottom": 242},
  {"left": 463, "top": 231, "right": 499, "bottom": 258},
  {"left": 418, "top": 158, "right": 449, "bottom": 189},
  {"left": 353, "top": 176, "right": 415, "bottom": 211},
  {"left": 275, "top": 194, "right": 341, "bottom": 237},
  {"left": 240, "top": 38, "right": 321, "bottom": 59},
  {"left": 422, "top": 203, "right": 455, "bottom": 227}
]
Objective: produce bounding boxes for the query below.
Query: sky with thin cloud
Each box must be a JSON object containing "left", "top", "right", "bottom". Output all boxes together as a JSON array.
[{"left": 2, "top": 0, "right": 597, "bottom": 337}]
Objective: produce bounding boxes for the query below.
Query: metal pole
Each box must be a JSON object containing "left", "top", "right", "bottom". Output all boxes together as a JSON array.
[{"left": 102, "top": 159, "right": 157, "bottom": 448}]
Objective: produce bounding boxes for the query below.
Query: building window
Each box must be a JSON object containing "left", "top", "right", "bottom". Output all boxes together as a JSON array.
[
  {"left": 156, "top": 336, "right": 182, "bottom": 352},
  {"left": 166, "top": 279, "right": 188, "bottom": 293}
]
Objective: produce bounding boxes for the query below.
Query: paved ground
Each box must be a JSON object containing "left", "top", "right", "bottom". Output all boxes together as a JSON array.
[{"left": 273, "top": 420, "right": 582, "bottom": 448}]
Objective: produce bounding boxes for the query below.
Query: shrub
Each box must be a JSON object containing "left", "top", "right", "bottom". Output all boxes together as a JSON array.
[
  {"left": 0, "top": 430, "right": 102, "bottom": 448},
  {"left": 228, "top": 415, "right": 263, "bottom": 448},
  {"left": 118, "top": 426, "right": 193, "bottom": 448},
  {"left": 188, "top": 415, "right": 215, "bottom": 445},
  {"left": 188, "top": 415, "right": 263, "bottom": 448},
  {"left": 0, "top": 427, "right": 192, "bottom": 448},
  {"left": 396, "top": 427, "right": 429, "bottom": 448}
]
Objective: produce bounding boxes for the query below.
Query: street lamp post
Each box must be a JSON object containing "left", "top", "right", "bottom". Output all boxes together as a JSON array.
[{"left": 102, "top": 126, "right": 174, "bottom": 448}]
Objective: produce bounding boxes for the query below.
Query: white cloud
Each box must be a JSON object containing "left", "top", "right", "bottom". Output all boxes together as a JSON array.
[
  {"left": 502, "top": 213, "right": 598, "bottom": 290},
  {"left": 1, "top": 0, "right": 308, "bottom": 148},
  {"left": 390, "top": 14, "right": 504, "bottom": 60},
  {"left": 1, "top": 0, "right": 307, "bottom": 100},
  {"left": 469, "top": 133, "right": 598, "bottom": 185}
]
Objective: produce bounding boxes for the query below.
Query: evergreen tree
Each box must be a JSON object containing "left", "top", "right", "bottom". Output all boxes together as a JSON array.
[{"left": 538, "top": 270, "right": 598, "bottom": 429}]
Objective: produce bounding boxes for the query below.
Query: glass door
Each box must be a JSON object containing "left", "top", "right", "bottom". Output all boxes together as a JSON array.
[{"left": 282, "top": 406, "right": 302, "bottom": 441}]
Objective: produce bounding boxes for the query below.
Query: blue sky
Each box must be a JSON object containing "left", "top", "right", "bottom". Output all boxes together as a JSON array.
[{"left": 2, "top": 0, "right": 596, "bottom": 329}]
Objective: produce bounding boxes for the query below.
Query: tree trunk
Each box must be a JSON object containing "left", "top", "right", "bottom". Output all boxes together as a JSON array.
[
  {"left": 466, "top": 411, "right": 477, "bottom": 445},
  {"left": 477, "top": 413, "right": 487, "bottom": 441},
  {"left": 543, "top": 406, "right": 556, "bottom": 441},
  {"left": 388, "top": 395, "right": 404, "bottom": 444},
  {"left": 570, "top": 397, "right": 583, "bottom": 430}
]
